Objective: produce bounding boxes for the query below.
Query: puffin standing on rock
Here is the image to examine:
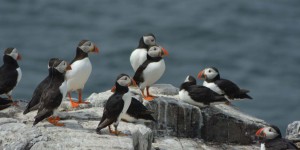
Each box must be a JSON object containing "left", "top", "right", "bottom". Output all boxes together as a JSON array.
[
  {"left": 130, "top": 33, "right": 156, "bottom": 71},
  {"left": 66, "top": 40, "right": 99, "bottom": 108},
  {"left": 24, "top": 58, "right": 63, "bottom": 115},
  {"left": 256, "top": 125, "right": 299, "bottom": 150},
  {"left": 0, "top": 48, "right": 22, "bottom": 100},
  {"left": 33, "top": 60, "right": 71, "bottom": 126},
  {"left": 96, "top": 74, "right": 137, "bottom": 135},
  {"left": 133, "top": 45, "right": 169, "bottom": 101},
  {"left": 179, "top": 75, "right": 228, "bottom": 107},
  {"left": 198, "top": 67, "right": 252, "bottom": 101}
]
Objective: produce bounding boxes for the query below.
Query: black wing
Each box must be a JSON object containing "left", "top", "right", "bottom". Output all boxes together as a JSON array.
[
  {"left": 214, "top": 79, "right": 240, "bottom": 99},
  {"left": 188, "top": 85, "right": 227, "bottom": 104},
  {"left": 126, "top": 98, "right": 155, "bottom": 122},
  {"left": 97, "top": 93, "right": 124, "bottom": 130},
  {"left": 0, "top": 66, "right": 18, "bottom": 94},
  {"left": 133, "top": 60, "right": 152, "bottom": 85},
  {"left": 33, "top": 85, "right": 63, "bottom": 126},
  {"left": 24, "top": 77, "right": 51, "bottom": 114}
]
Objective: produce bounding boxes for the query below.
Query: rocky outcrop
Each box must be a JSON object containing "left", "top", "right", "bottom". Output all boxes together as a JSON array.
[
  {"left": 0, "top": 84, "right": 268, "bottom": 149},
  {"left": 88, "top": 84, "right": 267, "bottom": 145},
  {"left": 286, "top": 121, "right": 300, "bottom": 148}
]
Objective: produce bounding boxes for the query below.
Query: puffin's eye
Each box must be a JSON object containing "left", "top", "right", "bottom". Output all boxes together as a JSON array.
[
  {"left": 208, "top": 70, "right": 211, "bottom": 73},
  {"left": 151, "top": 39, "right": 154, "bottom": 42},
  {"left": 269, "top": 129, "right": 272, "bottom": 132}
]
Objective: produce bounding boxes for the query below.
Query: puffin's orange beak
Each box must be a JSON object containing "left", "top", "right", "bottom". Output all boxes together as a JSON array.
[
  {"left": 17, "top": 54, "right": 22, "bottom": 60},
  {"left": 93, "top": 46, "right": 99, "bottom": 53},
  {"left": 161, "top": 47, "right": 169, "bottom": 57},
  {"left": 255, "top": 127, "right": 266, "bottom": 137},
  {"left": 111, "top": 86, "right": 116, "bottom": 92},
  {"left": 197, "top": 70, "right": 205, "bottom": 79},
  {"left": 66, "top": 65, "right": 72, "bottom": 71}
]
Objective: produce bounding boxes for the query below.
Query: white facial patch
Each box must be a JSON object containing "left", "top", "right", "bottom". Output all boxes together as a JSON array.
[
  {"left": 117, "top": 76, "right": 131, "bottom": 86},
  {"left": 184, "top": 76, "right": 190, "bottom": 82},
  {"left": 263, "top": 127, "right": 279, "bottom": 140},
  {"left": 205, "top": 68, "right": 219, "bottom": 80},
  {"left": 7, "top": 48, "right": 19, "bottom": 60},
  {"left": 148, "top": 46, "right": 161, "bottom": 57},
  {"left": 79, "top": 41, "right": 93, "bottom": 53},
  {"left": 143, "top": 36, "right": 156, "bottom": 46},
  {"left": 55, "top": 61, "right": 68, "bottom": 73}
]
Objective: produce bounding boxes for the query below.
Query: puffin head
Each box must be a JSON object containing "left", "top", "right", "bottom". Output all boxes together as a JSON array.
[
  {"left": 139, "top": 33, "right": 156, "bottom": 48},
  {"left": 54, "top": 60, "right": 72, "bottom": 73},
  {"left": 4, "top": 48, "right": 21, "bottom": 61},
  {"left": 78, "top": 40, "right": 99, "bottom": 53},
  {"left": 148, "top": 46, "right": 169, "bottom": 58},
  {"left": 255, "top": 125, "right": 282, "bottom": 140},
  {"left": 197, "top": 67, "right": 220, "bottom": 81},
  {"left": 48, "top": 58, "right": 61, "bottom": 69},
  {"left": 111, "top": 74, "right": 137, "bottom": 92},
  {"left": 184, "top": 75, "right": 197, "bottom": 85}
]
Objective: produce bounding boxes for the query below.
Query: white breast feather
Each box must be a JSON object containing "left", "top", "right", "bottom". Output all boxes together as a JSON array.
[
  {"left": 66, "top": 58, "right": 92, "bottom": 92},
  {"left": 59, "top": 80, "right": 68, "bottom": 99},
  {"left": 130, "top": 48, "right": 147, "bottom": 71},
  {"left": 139, "top": 60, "right": 165, "bottom": 90},
  {"left": 16, "top": 67, "right": 22, "bottom": 84},
  {"left": 117, "top": 92, "right": 132, "bottom": 123},
  {"left": 203, "top": 81, "right": 224, "bottom": 95}
]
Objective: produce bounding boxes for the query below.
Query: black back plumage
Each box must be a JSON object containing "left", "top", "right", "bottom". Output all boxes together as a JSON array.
[
  {"left": 133, "top": 54, "right": 162, "bottom": 86},
  {"left": 33, "top": 68, "right": 65, "bottom": 126},
  {"left": 96, "top": 78, "right": 129, "bottom": 131},
  {"left": 24, "top": 59, "right": 63, "bottom": 115},
  {"left": 214, "top": 79, "right": 252, "bottom": 99},
  {"left": 180, "top": 76, "right": 227, "bottom": 105},
  {"left": 124, "top": 98, "right": 156, "bottom": 122},
  {"left": 0, "top": 55, "right": 19, "bottom": 95}
]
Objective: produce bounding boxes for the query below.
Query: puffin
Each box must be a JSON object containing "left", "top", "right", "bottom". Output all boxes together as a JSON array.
[
  {"left": 0, "top": 48, "right": 22, "bottom": 100},
  {"left": 96, "top": 74, "right": 136, "bottom": 135},
  {"left": 66, "top": 40, "right": 99, "bottom": 108},
  {"left": 33, "top": 60, "right": 72, "bottom": 126},
  {"left": 179, "top": 75, "right": 228, "bottom": 107},
  {"left": 133, "top": 45, "right": 169, "bottom": 101},
  {"left": 130, "top": 33, "right": 156, "bottom": 71},
  {"left": 23, "top": 58, "right": 63, "bottom": 115},
  {"left": 0, "top": 97, "right": 17, "bottom": 110},
  {"left": 197, "top": 67, "right": 252, "bottom": 101},
  {"left": 256, "top": 125, "right": 299, "bottom": 150}
]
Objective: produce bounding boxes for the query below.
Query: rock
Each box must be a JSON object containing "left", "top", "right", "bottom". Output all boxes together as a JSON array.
[
  {"left": 152, "top": 137, "right": 260, "bottom": 150},
  {"left": 201, "top": 104, "right": 268, "bottom": 144},
  {"left": 286, "top": 121, "right": 300, "bottom": 143},
  {"left": 0, "top": 105, "right": 153, "bottom": 150},
  {"left": 0, "top": 84, "right": 268, "bottom": 149},
  {"left": 144, "top": 96, "right": 202, "bottom": 138},
  {"left": 148, "top": 84, "right": 179, "bottom": 96}
]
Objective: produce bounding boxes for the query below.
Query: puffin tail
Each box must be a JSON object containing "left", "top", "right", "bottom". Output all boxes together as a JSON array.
[
  {"left": 238, "top": 89, "right": 252, "bottom": 99},
  {"left": 23, "top": 108, "right": 29, "bottom": 115}
]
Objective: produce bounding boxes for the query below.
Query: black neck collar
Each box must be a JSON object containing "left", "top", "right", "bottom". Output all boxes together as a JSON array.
[{"left": 3, "top": 55, "right": 19, "bottom": 68}]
